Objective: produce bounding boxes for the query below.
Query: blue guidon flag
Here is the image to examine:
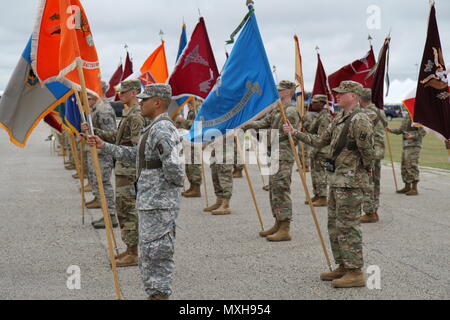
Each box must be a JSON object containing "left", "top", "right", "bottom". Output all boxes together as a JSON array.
[
  {"left": 187, "top": 4, "right": 279, "bottom": 142},
  {"left": 0, "top": 37, "right": 72, "bottom": 147}
]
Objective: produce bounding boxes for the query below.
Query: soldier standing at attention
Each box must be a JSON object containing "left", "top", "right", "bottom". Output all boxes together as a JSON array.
[
  {"left": 387, "top": 111, "right": 426, "bottom": 196},
  {"left": 180, "top": 98, "right": 202, "bottom": 198},
  {"left": 244, "top": 80, "right": 300, "bottom": 242},
  {"left": 306, "top": 94, "right": 333, "bottom": 207},
  {"left": 88, "top": 79, "right": 146, "bottom": 267},
  {"left": 301, "top": 102, "right": 319, "bottom": 172},
  {"left": 88, "top": 84, "right": 184, "bottom": 300},
  {"left": 83, "top": 81, "right": 118, "bottom": 228},
  {"left": 284, "top": 81, "right": 374, "bottom": 287},
  {"left": 360, "top": 88, "right": 388, "bottom": 223}
]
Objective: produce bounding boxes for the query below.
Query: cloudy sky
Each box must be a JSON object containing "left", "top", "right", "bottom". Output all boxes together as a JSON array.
[{"left": 1, "top": 0, "right": 449, "bottom": 102}]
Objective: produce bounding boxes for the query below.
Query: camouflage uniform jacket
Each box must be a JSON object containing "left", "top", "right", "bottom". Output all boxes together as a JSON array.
[
  {"left": 248, "top": 103, "right": 300, "bottom": 162},
  {"left": 180, "top": 109, "right": 196, "bottom": 130},
  {"left": 390, "top": 113, "right": 426, "bottom": 148},
  {"left": 295, "top": 105, "right": 375, "bottom": 188},
  {"left": 91, "top": 99, "right": 117, "bottom": 155},
  {"left": 104, "top": 112, "right": 184, "bottom": 210},
  {"left": 96, "top": 103, "right": 145, "bottom": 175},
  {"left": 303, "top": 111, "right": 319, "bottom": 133},
  {"left": 362, "top": 104, "right": 388, "bottom": 159},
  {"left": 309, "top": 109, "right": 333, "bottom": 158}
]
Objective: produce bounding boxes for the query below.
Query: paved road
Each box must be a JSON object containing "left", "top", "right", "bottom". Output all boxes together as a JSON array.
[{"left": 0, "top": 124, "right": 449, "bottom": 300}]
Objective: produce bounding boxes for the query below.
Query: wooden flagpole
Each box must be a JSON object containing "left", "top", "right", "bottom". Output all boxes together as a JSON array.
[
  {"left": 385, "top": 130, "right": 399, "bottom": 191},
  {"left": 278, "top": 100, "right": 332, "bottom": 271},
  {"left": 235, "top": 134, "right": 265, "bottom": 231}
]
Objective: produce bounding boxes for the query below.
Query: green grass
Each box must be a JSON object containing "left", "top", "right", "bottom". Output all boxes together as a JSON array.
[{"left": 384, "top": 118, "right": 450, "bottom": 170}]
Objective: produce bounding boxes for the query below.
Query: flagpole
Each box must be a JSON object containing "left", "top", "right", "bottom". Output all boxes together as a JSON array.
[
  {"left": 278, "top": 100, "right": 332, "bottom": 271},
  {"left": 385, "top": 130, "right": 399, "bottom": 191},
  {"left": 235, "top": 133, "right": 265, "bottom": 231}
]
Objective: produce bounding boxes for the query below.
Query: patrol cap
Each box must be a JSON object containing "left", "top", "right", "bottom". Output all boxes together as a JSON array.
[
  {"left": 117, "top": 79, "right": 142, "bottom": 93},
  {"left": 137, "top": 83, "right": 172, "bottom": 100},
  {"left": 360, "top": 88, "right": 372, "bottom": 101},
  {"left": 311, "top": 94, "right": 328, "bottom": 103},
  {"left": 332, "top": 80, "right": 363, "bottom": 96},
  {"left": 277, "top": 80, "right": 296, "bottom": 91}
]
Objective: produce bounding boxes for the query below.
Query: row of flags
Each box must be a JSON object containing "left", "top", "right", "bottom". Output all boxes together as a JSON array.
[{"left": 0, "top": 0, "right": 448, "bottom": 148}]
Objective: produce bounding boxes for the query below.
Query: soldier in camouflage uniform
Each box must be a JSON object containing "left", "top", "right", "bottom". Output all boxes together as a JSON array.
[
  {"left": 245, "top": 80, "right": 300, "bottom": 242},
  {"left": 233, "top": 140, "right": 244, "bottom": 178},
  {"left": 89, "top": 84, "right": 184, "bottom": 300},
  {"left": 360, "top": 89, "right": 388, "bottom": 223},
  {"left": 180, "top": 98, "right": 202, "bottom": 198},
  {"left": 307, "top": 95, "right": 333, "bottom": 207},
  {"left": 285, "top": 81, "right": 374, "bottom": 288},
  {"left": 82, "top": 82, "right": 118, "bottom": 229},
  {"left": 387, "top": 111, "right": 426, "bottom": 196},
  {"left": 93, "top": 80, "right": 145, "bottom": 267},
  {"left": 203, "top": 136, "right": 234, "bottom": 215},
  {"left": 301, "top": 105, "right": 319, "bottom": 172}
]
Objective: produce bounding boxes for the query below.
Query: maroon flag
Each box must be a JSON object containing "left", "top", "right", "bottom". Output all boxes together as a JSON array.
[
  {"left": 414, "top": 3, "right": 450, "bottom": 140},
  {"left": 121, "top": 51, "right": 133, "bottom": 81},
  {"left": 371, "top": 38, "right": 391, "bottom": 110},
  {"left": 168, "top": 17, "right": 219, "bottom": 100},
  {"left": 328, "top": 47, "right": 376, "bottom": 97},
  {"left": 312, "top": 53, "right": 333, "bottom": 103},
  {"left": 106, "top": 62, "right": 123, "bottom": 99}
]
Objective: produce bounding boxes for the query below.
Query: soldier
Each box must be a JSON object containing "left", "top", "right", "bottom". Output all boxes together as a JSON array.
[
  {"left": 203, "top": 136, "right": 234, "bottom": 215},
  {"left": 88, "top": 83, "right": 184, "bottom": 300},
  {"left": 284, "top": 81, "right": 374, "bottom": 287},
  {"left": 387, "top": 111, "right": 426, "bottom": 196},
  {"left": 307, "top": 95, "right": 333, "bottom": 207},
  {"left": 360, "top": 88, "right": 388, "bottom": 223},
  {"left": 301, "top": 103, "right": 319, "bottom": 172},
  {"left": 244, "top": 80, "right": 300, "bottom": 241},
  {"left": 81, "top": 82, "right": 118, "bottom": 229},
  {"left": 91, "top": 79, "right": 146, "bottom": 267},
  {"left": 180, "top": 98, "right": 202, "bottom": 198}
]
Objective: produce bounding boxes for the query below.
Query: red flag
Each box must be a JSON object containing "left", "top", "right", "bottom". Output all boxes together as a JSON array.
[
  {"left": 106, "top": 61, "right": 123, "bottom": 99},
  {"left": 168, "top": 17, "right": 219, "bottom": 100},
  {"left": 328, "top": 47, "right": 376, "bottom": 97},
  {"left": 312, "top": 53, "right": 333, "bottom": 103},
  {"left": 44, "top": 113, "right": 62, "bottom": 133},
  {"left": 413, "top": 3, "right": 450, "bottom": 140},
  {"left": 121, "top": 51, "right": 133, "bottom": 81},
  {"left": 371, "top": 38, "right": 391, "bottom": 110},
  {"left": 32, "top": 0, "right": 102, "bottom": 97}
]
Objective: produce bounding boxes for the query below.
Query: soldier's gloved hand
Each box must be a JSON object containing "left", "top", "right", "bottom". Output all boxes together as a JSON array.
[
  {"left": 87, "top": 135, "right": 105, "bottom": 149},
  {"left": 283, "top": 119, "right": 295, "bottom": 135},
  {"left": 80, "top": 122, "right": 89, "bottom": 132},
  {"left": 445, "top": 139, "right": 450, "bottom": 150},
  {"left": 385, "top": 127, "right": 392, "bottom": 133}
]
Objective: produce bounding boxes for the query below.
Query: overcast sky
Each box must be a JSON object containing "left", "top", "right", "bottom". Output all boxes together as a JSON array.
[{"left": 1, "top": 0, "right": 449, "bottom": 102}]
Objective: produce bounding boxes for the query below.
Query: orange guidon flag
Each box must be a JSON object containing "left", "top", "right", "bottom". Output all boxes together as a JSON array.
[
  {"left": 137, "top": 41, "right": 169, "bottom": 85},
  {"left": 31, "top": 0, "right": 102, "bottom": 97}
]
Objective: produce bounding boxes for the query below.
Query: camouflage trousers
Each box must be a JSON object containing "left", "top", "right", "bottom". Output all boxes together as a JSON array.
[
  {"left": 328, "top": 187, "right": 364, "bottom": 269},
  {"left": 116, "top": 174, "right": 138, "bottom": 247},
  {"left": 311, "top": 156, "right": 328, "bottom": 197},
  {"left": 401, "top": 147, "right": 421, "bottom": 183},
  {"left": 87, "top": 153, "right": 116, "bottom": 215},
  {"left": 186, "top": 164, "right": 202, "bottom": 185},
  {"left": 269, "top": 161, "right": 293, "bottom": 222},
  {"left": 211, "top": 163, "right": 233, "bottom": 200},
  {"left": 363, "top": 160, "right": 381, "bottom": 214},
  {"left": 297, "top": 143, "right": 310, "bottom": 169},
  {"left": 139, "top": 209, "right": 178, "bottom": 297}
]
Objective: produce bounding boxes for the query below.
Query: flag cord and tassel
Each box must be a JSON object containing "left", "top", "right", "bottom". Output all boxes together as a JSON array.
[
  {"left": 234, "top": 134, "right": 265, "bottom": 231},
  {"left": 75, "top": 59, "right": 123, "bottom": 300},
  {"left": 278, "top": 101, "right": 332, "bottom": 271}
]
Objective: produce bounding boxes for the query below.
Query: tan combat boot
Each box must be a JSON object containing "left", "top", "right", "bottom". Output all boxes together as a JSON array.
[
  {"left": 85, "top": 197, "right": 98, "bottom": 206},
  {"left": 181, "top": 185, "right": 193, "bottom": 197},
  {"left": 116, "top": 245, "right": 138, "bottom": 267},
  {"left": 396, "top": 183, "right": 411, "bottom": 194},
  {"left": 259, "top": 219, "right": 280, "bottom": 237},
  {"left": 80, "top": 183, "right": 92, "bottom": 193},
  {"left": 320, "top": 265, "right": 346, "bottom": 281},
  {"left": 305, "top": 195, "right": 318, "bottom": 205},
  {"left": 147, "top": 295, "right": 169, "bottom": 300},
  {"left": 405, "top": 181, "right": 418, "bottom": 196},
  {"left": 183, "top": 184, "right": 201, "bottom": 198},
  {"left": 203, "top": 197, "right": 222, "bottom": 212},
  {"left": 233, "top": 168, "right": 243, "bottom": 178},
  {"left": 86, "top": 198, "right": 101, "bottom": 209},
  {"left": 360, "top": 212, "right": 379, "bottom": 223},
  {"left": 266, "top": 221, "right": 291, "bottom": 241},
  {"left": 312, "top": 196, "right": 328, "bottom": 207},
  {"left": 72, "top": 172, "right": 79, "bottom": 179},
  {"left": 65, "top": 163, "right": 76, "bottom": 170},
  {"left": 332, "top": 268, "right": 366, "bottom": 288},
  {"left": 212, "top": 198, "right": 231, "bottom": 215},
  {"left": 262, "top": 185, "right": 270, "bottom": 192}
]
